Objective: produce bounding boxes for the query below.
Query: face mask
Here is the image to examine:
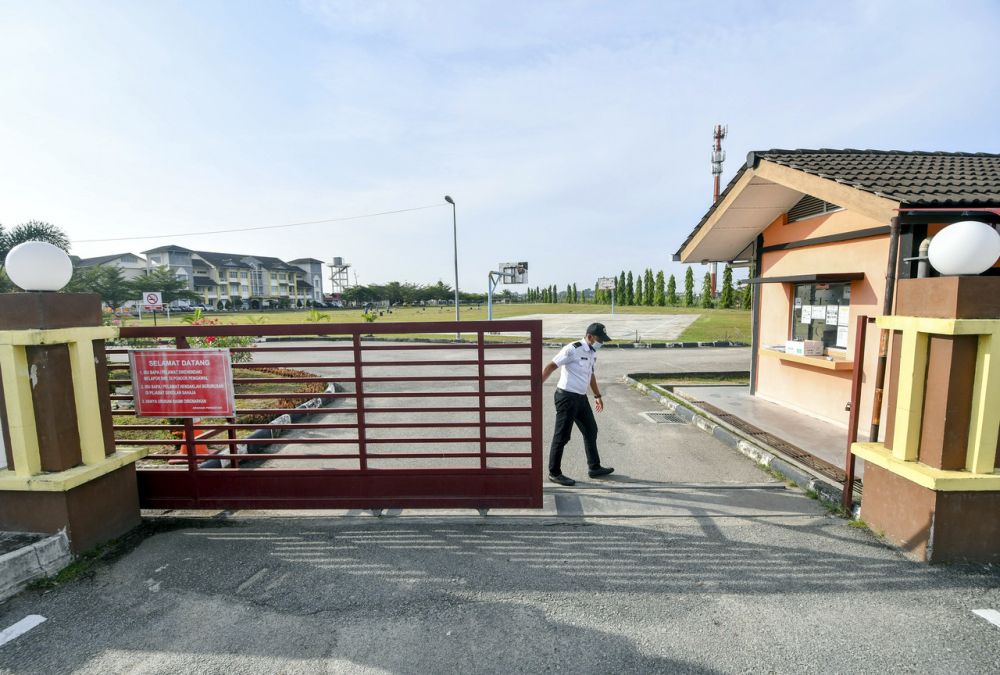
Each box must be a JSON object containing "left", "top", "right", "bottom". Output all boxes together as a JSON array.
[{"left": 591, "top": 340, "right": 604, "bottom": 350}]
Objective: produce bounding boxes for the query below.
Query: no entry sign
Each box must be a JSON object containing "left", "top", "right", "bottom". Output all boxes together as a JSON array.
[{"left": 129, "top": 349, "right": 236, "bottom": 418}]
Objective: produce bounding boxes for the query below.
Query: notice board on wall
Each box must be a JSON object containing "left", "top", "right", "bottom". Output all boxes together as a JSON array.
[{"left": 129, "top": 349, "right": 236, "bottom": 418}]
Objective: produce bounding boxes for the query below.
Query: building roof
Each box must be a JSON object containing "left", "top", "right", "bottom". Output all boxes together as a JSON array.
[
  {"left": 289, "top": 258, "right": 324, "bottom": 264},
  {"left": 675, "top": 150, "right": 1000, "bottom": 263},
  {"left": 142, "top": 244, "right": 195, "bottom": 254},
  {"left": 747, "top": 150, "right": 1000, "bottom": 206},
  {"left": 189, "top": 250, "right": 299, "bottom": 271},
  {"left": 140, "top": 245, "right": 317, "bottom": 272},
  {"left": 76, "top": 252, "right": 145, "bottom": 267}
]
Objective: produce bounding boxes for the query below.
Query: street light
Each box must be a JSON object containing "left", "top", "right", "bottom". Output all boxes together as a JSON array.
[{"left": 444, "top": 195, "right": 460, "bottom": 338}]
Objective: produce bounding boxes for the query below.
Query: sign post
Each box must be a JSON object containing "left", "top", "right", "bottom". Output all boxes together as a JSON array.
[{"left": 142, "top": 292, "right": 163, "bottom": 327}]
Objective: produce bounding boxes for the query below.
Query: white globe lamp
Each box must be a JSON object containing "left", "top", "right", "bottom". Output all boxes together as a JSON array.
[
  {"left": 4, "top": 241, "right": 74, "bottom": 292},
  {"left": 927, "top": 220, "right": 1000, "bottom": 276}
]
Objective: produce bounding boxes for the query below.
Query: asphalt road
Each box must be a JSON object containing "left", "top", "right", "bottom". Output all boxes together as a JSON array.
[{"left": 3, "top": 344, "right": 1000, "bottom": 673}]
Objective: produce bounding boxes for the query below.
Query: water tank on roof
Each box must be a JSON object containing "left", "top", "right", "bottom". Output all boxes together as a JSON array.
[{"left": 333, "top": 257, "right": 344, "bottom": 266}]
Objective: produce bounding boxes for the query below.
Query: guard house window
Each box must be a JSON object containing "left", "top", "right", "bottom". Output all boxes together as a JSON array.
[{"left": 791, "top": 282, "right": 851, "bottom": 349}]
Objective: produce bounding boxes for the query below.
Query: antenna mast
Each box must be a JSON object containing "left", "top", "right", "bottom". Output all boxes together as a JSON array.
[
  {"left": 712, "top": 124, "right": 727, "bottom": 202},
  {"left": 709, "top": 124, "right": 727, "bottom": 295}
]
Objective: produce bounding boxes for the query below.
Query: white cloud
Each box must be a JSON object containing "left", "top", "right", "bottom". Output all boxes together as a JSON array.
[{"left": 0, "top": 0, "right": 997, "bottom": 290}]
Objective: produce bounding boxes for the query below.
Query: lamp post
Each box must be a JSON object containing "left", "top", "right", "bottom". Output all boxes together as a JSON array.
[{"left": 444, "top": 195, "right": 460, "bottom": 338}]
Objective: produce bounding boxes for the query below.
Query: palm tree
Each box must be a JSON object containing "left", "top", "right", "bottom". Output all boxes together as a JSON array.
[
  {"left": 0, "top": 221, "right": 71, "bottom": 292},
  {"left": 0, "top": 221, "right": 71, "bottom": 261}
]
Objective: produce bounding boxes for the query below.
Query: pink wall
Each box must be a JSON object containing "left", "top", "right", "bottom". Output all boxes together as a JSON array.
[{"left": 756, "top": 210, "right": 889, "bottom": 429}]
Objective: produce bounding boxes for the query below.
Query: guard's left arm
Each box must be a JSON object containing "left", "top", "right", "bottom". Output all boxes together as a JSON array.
[{"left": 590, "top": 373, "right": 603, "bottom": 412}]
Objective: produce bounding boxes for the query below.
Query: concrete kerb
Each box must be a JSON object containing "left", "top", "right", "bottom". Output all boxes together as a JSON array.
[
  {"left": 200, "top": 382, "right": 342, "bottom": 468},
  {"left": 623, "top": 375, "right": 856, "bottom": 516},
  {"left": 0, "top": 531, "right": 72, "bottom": 603}
]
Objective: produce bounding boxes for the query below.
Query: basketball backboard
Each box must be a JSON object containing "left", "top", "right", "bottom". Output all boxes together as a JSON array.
[{"left": 499, "top": 261, "right": 528, "bottom": 284}]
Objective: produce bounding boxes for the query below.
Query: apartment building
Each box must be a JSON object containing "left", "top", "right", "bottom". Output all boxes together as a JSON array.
[
  {"left": 74, "top": 252, "right": 149, "bottom": 280},
  {"left": 141, "top": 244, "right": 323, "bottom": 308}
]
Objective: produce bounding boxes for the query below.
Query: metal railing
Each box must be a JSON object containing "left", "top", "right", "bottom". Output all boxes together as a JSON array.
[{"left": 108, "top": 320, "right": 543, "bottom": 510}]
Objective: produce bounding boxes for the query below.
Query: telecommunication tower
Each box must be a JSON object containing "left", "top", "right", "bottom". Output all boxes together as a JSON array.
[
  {"left": 328, "top": 257, "right": 352, "bottom": 295},
  {"left": 709, "top": 124, "right": 728, "bottom": 295},
  {"left": 712, "top": 124, "right": 727, "bottom": 202}
]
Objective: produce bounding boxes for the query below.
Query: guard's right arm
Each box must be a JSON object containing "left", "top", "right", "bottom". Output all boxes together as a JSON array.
[{"left": 541, "top": 362, "right": 558, "bottom": 383}]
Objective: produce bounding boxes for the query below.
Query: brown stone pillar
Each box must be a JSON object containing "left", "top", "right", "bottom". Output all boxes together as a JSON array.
[
  {"left": 0, "top": 293, "right": 139, "bottom": 553},
  {"left": 859, "top": 276, "right": 1000, "bottom": 563}
]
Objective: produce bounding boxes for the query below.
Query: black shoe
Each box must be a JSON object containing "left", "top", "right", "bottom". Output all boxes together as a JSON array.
[
  {"left": 548, "top": 473, "right": 576, "bottom": 486},
  {"left": 588, "top": 466, "right": 615, "bottom": 478}
]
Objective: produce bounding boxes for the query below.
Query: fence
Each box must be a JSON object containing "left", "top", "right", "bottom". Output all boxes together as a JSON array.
[{"left": 108, "top": 320, "right": 543, "bottom": 510}]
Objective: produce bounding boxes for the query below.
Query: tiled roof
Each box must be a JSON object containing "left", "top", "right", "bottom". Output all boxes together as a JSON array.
[
  {"left": 192, "top": 250, "right": 298, "bottom": 271},
  {"left": 77, "top": 252, "right": 144, "bottom": 267},
  {"left": 749, "top": 150, "right": 1000, "bottom": 205},
  {"left": 142, "top": 244, "right": 194, "bottom": 254}
]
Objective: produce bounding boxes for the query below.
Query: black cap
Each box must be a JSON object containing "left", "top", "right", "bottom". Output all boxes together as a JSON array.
[{"left": 586, "top": 322, "right": 611, "bottom": 342}]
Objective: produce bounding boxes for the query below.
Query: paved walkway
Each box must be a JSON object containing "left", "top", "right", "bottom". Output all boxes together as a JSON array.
[{"left": 673, "top": 384, "right": 866, "bottom": 478}]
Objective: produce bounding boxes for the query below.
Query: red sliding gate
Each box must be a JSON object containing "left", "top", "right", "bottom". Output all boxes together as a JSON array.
[{"left": 110, "top": 320, "right": 543, "bottom": 510}]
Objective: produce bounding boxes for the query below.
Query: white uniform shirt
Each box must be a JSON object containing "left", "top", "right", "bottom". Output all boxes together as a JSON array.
[{"left": 552, "top": 340, "right": 596, "bottom": 395}]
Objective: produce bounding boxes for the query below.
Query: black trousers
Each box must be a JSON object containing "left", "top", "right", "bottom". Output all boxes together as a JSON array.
[{"left": 548, "top": 388, "right": 601, "bottom": 475}]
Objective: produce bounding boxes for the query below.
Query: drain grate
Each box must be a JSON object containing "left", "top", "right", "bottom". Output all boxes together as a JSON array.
[
  {"left": 687, "top": 398, "right": 862, "bottom": 494},
  {"left": 641, "top": 411, "right": 686, "bottom": 424}
]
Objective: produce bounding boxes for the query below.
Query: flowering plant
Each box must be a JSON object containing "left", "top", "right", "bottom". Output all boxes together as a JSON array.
[{"left": 182, "top": 311, "right": 255, "bottom": 363}]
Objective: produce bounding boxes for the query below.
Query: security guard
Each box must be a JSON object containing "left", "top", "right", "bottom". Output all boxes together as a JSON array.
[{"left": 540, "top": 322, "right": 614, "bottom": 485}]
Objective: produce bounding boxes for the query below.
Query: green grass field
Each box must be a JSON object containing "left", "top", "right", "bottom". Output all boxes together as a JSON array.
[{"left": 119, "top": 303, "right": 750, "bottom": 344}]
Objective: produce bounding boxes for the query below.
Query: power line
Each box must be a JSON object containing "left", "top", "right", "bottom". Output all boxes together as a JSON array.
[{"left": 71, "top": 203, "right": 446, "bottom": 243}]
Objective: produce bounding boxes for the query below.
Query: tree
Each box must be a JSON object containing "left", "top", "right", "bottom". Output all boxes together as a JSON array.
[
  {"left": 644, "top": 269, "right": 655, "bottom": 305},
  {"left": 719, "top": 266, "right": 735, "bottom": 308},
  {"left": 741, "top": 261, "right": 754, "bottom": 310},
  {"left": 700, "top": 272, "right": 714, "bottom": 308},
  {"left": 572, "top": 283, "right": 578, "bottom": 303},
  {"left": 666, "top": 274, "right": 678, "bottom": 306},
  {"left": 683, "top": 267, "right": 695, "bottom": 307},
  {"left": 65, "top": 266, "right": 135, "bottom": 312},
  {"left": 618, "top": 271, "right": 626, "bottom": 302},
  {"left": 654, "top": 270, "right": 666, "bottom": 306},
  {"left": 626, "top": 271, "right": 634, "bottom": 305},
  {"left": 142, "top": 266, "right": 200, "bottom": 304},
  {"left": 0, "top": 220, "right": 72, "bottom": 292},
  {"left": 566, "top": 284, "right": 573, "bottom": 304},
  {"left": 0, "top": 220, "right": 71, "bottom": 262},
  {"left": 634, "top": 275, "right": 642, "bottom": 307},
  {"left": 552, "top": 284, "right": 558, "bottom": 303}
]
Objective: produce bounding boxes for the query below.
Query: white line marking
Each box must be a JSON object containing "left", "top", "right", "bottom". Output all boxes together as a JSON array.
[
  {"left": 973, "top": 609, "right": 1000, "bottom": 628},
  {"left": 0, "top": 615, "right": 47, "bottom": 647}
]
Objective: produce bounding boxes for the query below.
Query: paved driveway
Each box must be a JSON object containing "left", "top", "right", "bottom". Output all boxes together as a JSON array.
[
  {"left": 5, "top": 345, "right": 998, "bottom": 673},
  {"left": 498, "top": 313, "right": 700, "bottom": 340}
]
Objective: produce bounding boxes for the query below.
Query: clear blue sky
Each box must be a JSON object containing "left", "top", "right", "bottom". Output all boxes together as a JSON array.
[{"left": 2, "top": 1, "right": 998, "bottom": 292}]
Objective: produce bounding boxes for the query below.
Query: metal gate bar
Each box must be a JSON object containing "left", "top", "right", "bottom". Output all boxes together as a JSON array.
[{"left": 110, "top": 320, "right": 543, "bottom": 509}]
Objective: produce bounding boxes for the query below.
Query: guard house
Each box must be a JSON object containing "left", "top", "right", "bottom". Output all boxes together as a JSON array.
[{"left": 674, "top": 150, "right": 1000, "bottom": 431}]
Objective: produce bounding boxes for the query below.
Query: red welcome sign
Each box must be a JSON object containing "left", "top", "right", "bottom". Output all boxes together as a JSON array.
[{"left": 129, "top": 349, "right": 236, "bottom": 418}]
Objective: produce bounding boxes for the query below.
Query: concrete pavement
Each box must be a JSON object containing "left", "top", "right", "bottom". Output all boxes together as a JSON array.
[
  {"left": 3, "top": 345, "right": 1000, "bottom": 672},
  {"left": 2, "top": 510, "right": 1000, "bottom": 673},
  {"left": 497, "top": 313, "right": 700, "bottom": 340}
]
